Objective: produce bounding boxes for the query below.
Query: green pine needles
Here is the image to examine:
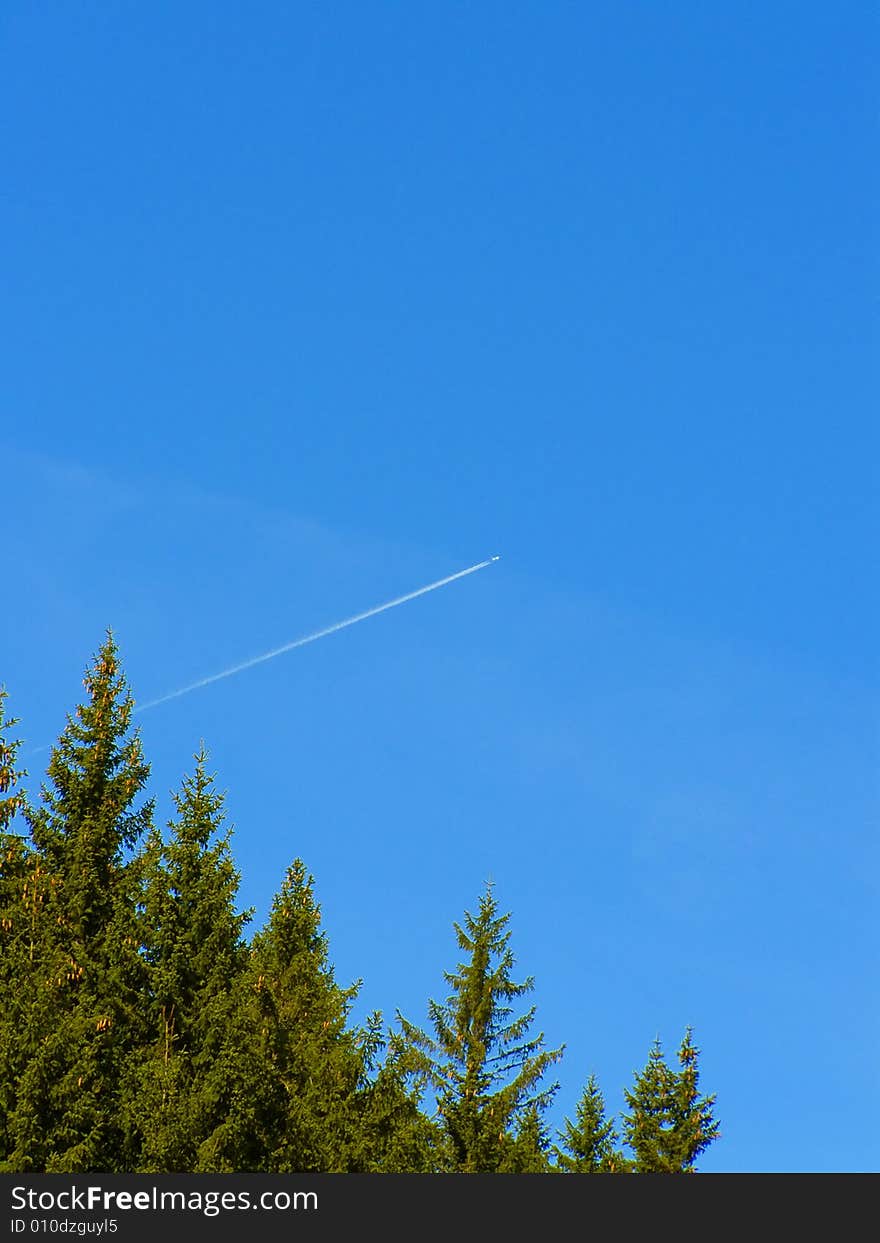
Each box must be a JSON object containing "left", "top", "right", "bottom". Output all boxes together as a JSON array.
[
  {"left": 556, "top": 1074, "right": 627, "bottom": 1173},
  {"left": 621, "top": 1031, "right": 720, "bottom": 1173},
  {"left": 397, "top": 884, "right": 563, "bottom": 1172},
  {"left": 0, "top": 636, "right": 720, "bottom": 1173}
]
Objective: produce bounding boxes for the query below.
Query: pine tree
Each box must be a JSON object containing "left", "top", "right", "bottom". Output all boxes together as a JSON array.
[
  {"left": 5, "top": 633, "right": 153, "bottom": 1172},
  {"left": 125, "top": 746, "right": 251, "bottom": 1170},
  {"left": 0, "top": 688, "right": 32, "bottom": 1167},
  {"left": 671, "top": 1028, "right": 720, "bottom": 1169},
  {"left": 621, "top": 1030, "right": 718, "bottom": 1172},
  {"left": 230, "top": 858, "right": 367, "bottom": 1173},
  {"left": 0, "top": 687, "right": 27, "bottom": 835},
  {"left": 352, "top": 1018, "right": 443, "bottom": 1172},
  {"left": 556, "top": 1073, "right": 628, "bottom": 1173},
  {"left": 398, "top": 883, "right": 563, "bottom": 1173},
  {"left": 500, "top": 1104, "right": 554, "bottom": 1173}
]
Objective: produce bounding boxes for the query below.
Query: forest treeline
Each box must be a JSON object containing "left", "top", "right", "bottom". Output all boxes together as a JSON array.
[{"left": 0, "top": 634, "right": 719, "bottom": 1173}]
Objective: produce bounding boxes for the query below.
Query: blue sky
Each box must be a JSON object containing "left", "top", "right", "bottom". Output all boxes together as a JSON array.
[{"left": 3, "top": 3, "right": 877, "bottom": 1171}]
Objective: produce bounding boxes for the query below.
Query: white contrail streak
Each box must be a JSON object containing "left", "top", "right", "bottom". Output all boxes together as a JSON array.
[{"left": 134, "top": 555, "right": 500, "bottom": 715}]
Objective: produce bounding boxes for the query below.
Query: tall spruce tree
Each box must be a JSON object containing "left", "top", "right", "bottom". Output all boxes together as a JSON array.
[
  {"left": 398, "top": 883, "right": 563, "bottom": 1172},
  {"left": 125, "top": 747, "right": 251, "bottom": 1170},
  {"left": 556, "top": 1074, "right": 628, "bottom": 1173},
  {"left": 621, "top": 1030, "right": 719, "bottom": 1172},
  {"left": 5, "top": 634, "right": 152, "bottom": 1172}
]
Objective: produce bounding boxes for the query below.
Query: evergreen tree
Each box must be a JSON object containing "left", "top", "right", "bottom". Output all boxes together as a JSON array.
[
  {"left": 0, "top": 688, "right": 32, "bottom": 1166},
  {"left": 398, "top": 883, "right": 563, "bottom": 1173},
  {"left": 125, "top": 746, "right": 251, "bottom": 1170},
  {"left": 0, "top": 687, "right": 27, "bottom": 834},
  {"left": 232, "top": 858, "right": 367, "bottom": 1172},
  {"left": 621, "top": 1030, "right": 719, "bottom": 1172},
  {"left": 353, "top": 1018, "right": 443, "bottom": 1172},
  {"left": 500, "top": 1104, "right": 554, "bottom": 1173},
  {"left": 5, "top": 634, "right": 153, "bottom": 1172},
  {"left": 556, "top": 1073, "right": 628, "bottom": 1173},
  {"left": 671, "top": 1028, "right": 720, "bottom": 1169}
]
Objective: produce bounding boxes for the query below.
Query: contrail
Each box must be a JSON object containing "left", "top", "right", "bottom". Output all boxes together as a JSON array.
[{"left": 134, "top": 555, "right": 500, "bottom": 715}]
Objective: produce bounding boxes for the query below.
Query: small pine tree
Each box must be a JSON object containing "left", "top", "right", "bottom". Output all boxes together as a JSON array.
[
  {"left": 500, "top": 1104, "right": 554, "bottom": 1172},
  {"left": 556, "top": 1074, "right": 628, "bottom": 1173},
  {"left": 398, "top": 883, "right": 563, "bottom": 1173},
  {"left": 353, "top": 1019, "right": 443, "bottom": 1172},
  {"left": 621, "top": 1030, "right": 718, "bottom": 1172}
]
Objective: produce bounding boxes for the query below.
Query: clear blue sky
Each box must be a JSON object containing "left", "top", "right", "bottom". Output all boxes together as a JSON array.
[{"left": 3, "top": 3, "right": 877, "bottom": 1171}]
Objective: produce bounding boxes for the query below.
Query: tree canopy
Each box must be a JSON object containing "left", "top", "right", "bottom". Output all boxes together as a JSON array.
[{"left": 0, "top": 638, "right": 720, "bottom": 1173}]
